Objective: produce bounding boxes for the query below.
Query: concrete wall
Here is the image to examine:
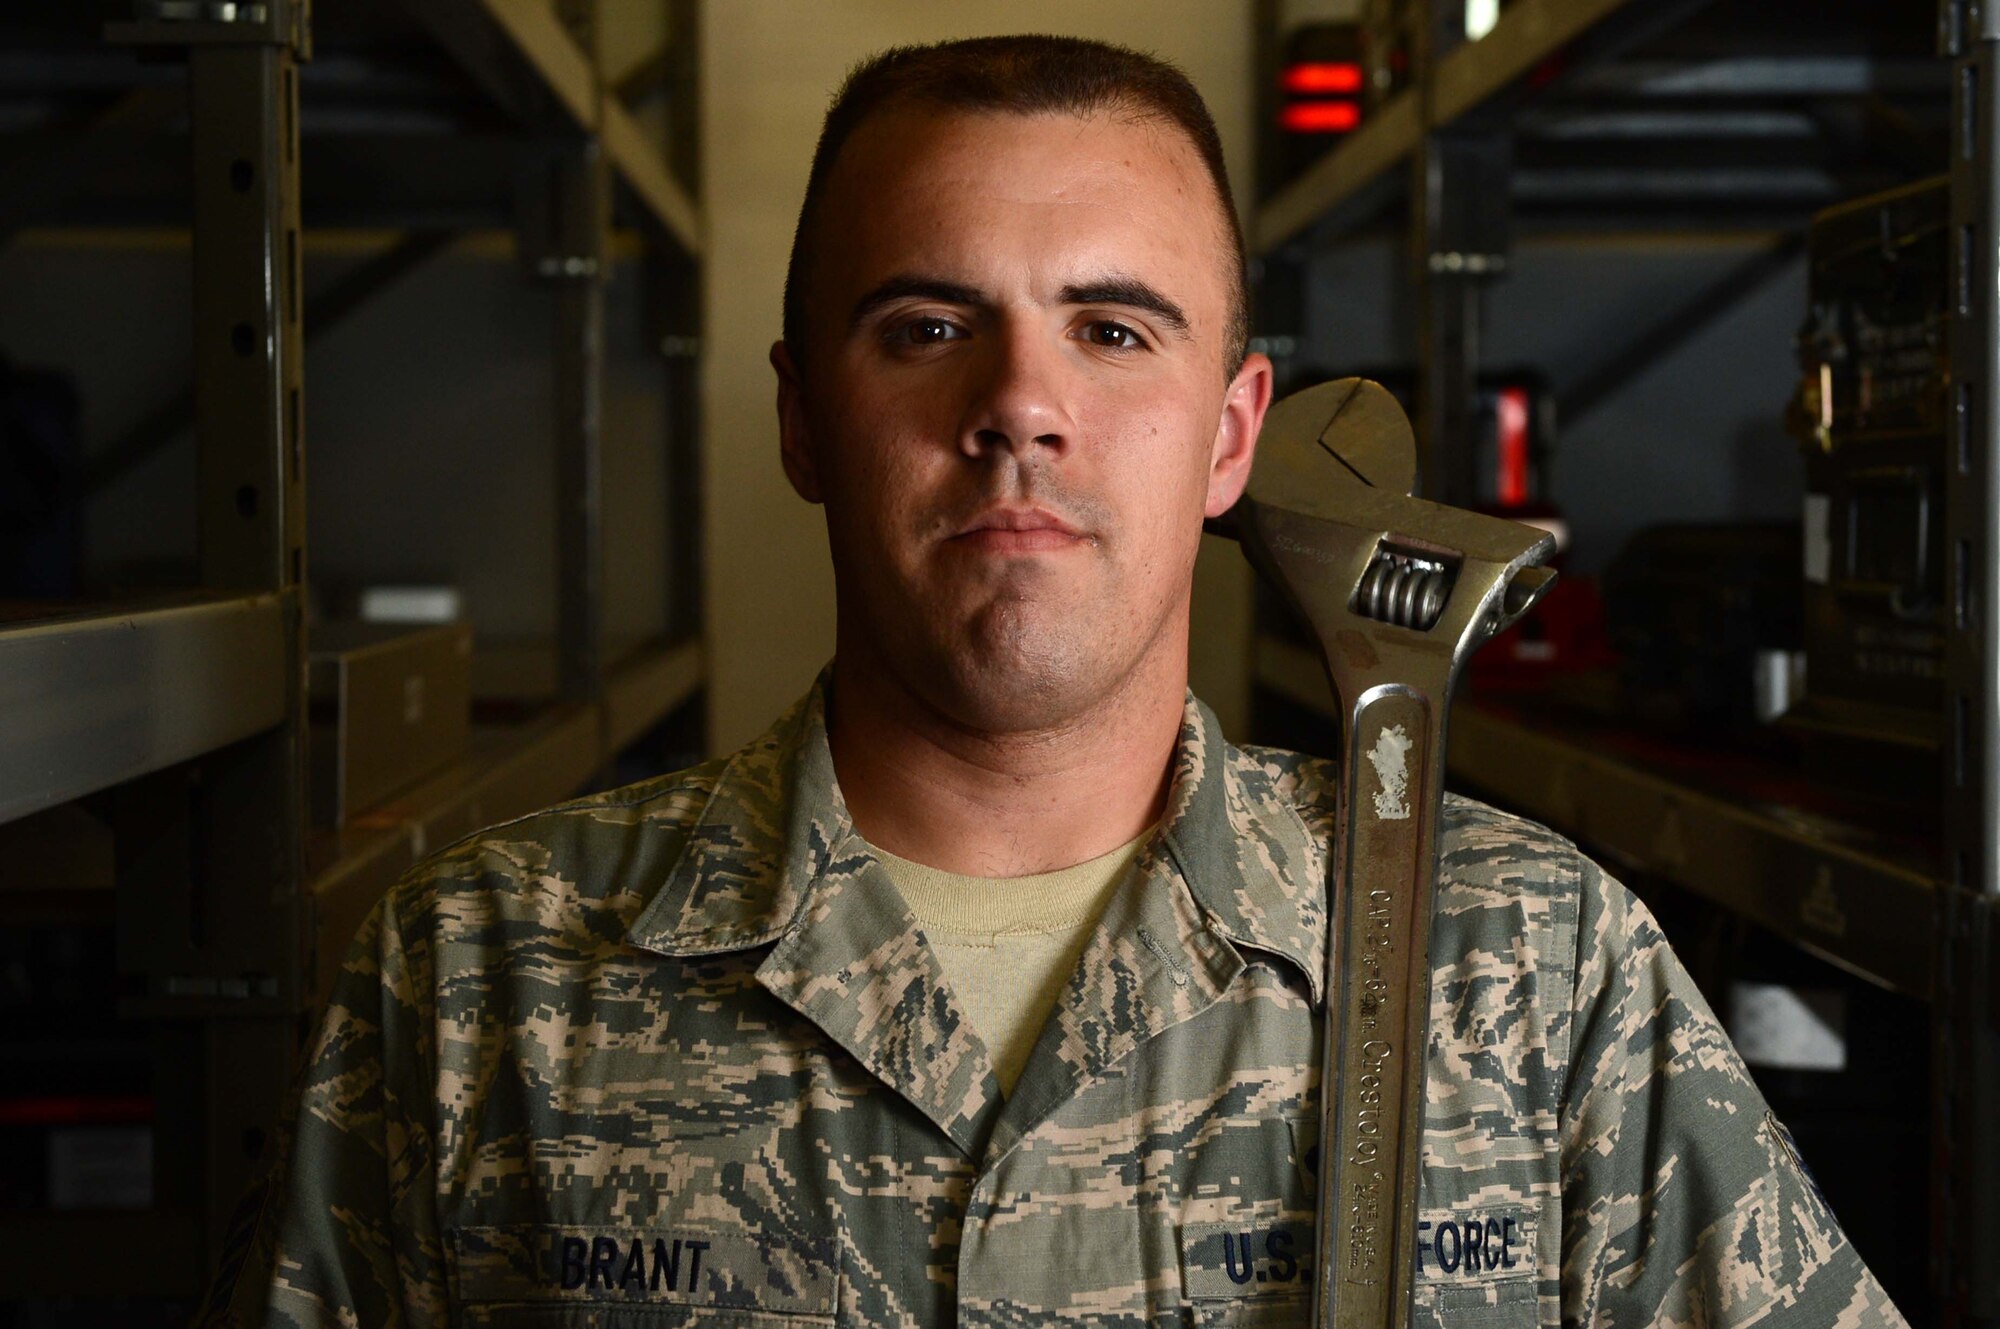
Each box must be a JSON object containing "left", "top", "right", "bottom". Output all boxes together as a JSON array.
[{"left": 699, "top": 2, "right": 1259, "bottom": 753}]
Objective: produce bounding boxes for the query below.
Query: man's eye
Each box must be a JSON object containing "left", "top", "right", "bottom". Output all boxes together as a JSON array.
[
  {"left": 1083, "top": 320, "right": 1146, "bottom": 350},
  {"left": 893, "top": 317, "right": 962, "bottom": 346}
]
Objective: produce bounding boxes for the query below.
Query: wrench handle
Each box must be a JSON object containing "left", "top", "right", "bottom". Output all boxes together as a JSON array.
[{"left": 1314, "top": 686, "right": 1446, "bottom": 1329}]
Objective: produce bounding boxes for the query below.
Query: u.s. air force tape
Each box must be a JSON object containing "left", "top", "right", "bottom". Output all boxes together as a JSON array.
[
  {"left": 1181, "top": 1207, "right": 1534, "bottom": 1300},
  {"left": 1182, "top": 1222, "right": 1314, "bottom": 1299},
  {"left": 1415, "top": 1206, "right": 1534, "bottom": 1280}
]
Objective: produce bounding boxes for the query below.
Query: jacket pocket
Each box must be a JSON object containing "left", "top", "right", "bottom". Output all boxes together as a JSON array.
[
  {"left": 1409, "top": 1204, "right": 1541, "bottom": 1327},
  {"left": 1191, "top": 1295, "right": 1310, "bottom": 1328},
  {"left": 1182, "top": 1221, "right": 1314, "bottom": 1328},
  {"left": 1413, "top": 1276, "right": 1538, "bottom": 1329}
]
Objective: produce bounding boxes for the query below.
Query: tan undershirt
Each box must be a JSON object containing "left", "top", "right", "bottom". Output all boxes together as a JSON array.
[{"left": 872, "top": 829, "right": 1153, "bottom": 1097}]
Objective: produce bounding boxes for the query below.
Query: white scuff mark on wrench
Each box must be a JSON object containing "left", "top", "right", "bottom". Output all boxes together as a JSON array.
[{"left": 1368, "top": 724, "right": 1413, "bottom": 820}]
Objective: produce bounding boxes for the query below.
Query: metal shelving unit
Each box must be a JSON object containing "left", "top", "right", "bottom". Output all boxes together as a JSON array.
[
  {"left": 0, "top": 0, "right": 704, "bottom": 1306},
  {"left": 1251, "top": 0, "right": 1988, "bottom": 1321}
]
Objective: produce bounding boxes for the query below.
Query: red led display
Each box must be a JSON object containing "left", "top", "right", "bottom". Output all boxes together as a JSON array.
[
  {"left": 1496, "top": 386, "right": 1531, "bottom": 506},
  {"left": 1280, "top": 101, "right": 1362, "bottom": 134},
  {"left": 1282, "top": 61, "right": 1365, "bottom": 95}
]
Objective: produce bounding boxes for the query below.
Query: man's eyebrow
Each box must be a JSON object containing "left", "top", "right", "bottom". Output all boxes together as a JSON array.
[
  {"left": 850, "top": 275, "right": 987, "bottom": 328},
  {"left": 1059, "top": 277, "right": 1192, "bottom": 338}
]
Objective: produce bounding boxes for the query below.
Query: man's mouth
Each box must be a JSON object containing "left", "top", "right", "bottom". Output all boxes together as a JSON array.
[{"left": 950, "top": 506, "right": 1090, "bottom": 553}]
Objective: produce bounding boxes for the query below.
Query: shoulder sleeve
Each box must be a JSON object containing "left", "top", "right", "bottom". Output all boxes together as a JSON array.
[
  {"left": 1557, "top": 859, "right": 1907, "bottom": 1327},
  {"left": 195, "top": 886, "right": 447, "bottom": 1328}
]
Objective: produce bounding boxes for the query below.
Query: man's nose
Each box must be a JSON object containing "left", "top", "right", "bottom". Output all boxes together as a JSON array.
[{"left": 959, "top": 323, "right": 1074, "bottom": 460}]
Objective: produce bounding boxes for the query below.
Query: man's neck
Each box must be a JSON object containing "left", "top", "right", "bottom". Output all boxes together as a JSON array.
[{"left": 824, "top": 649, "right": 1185, "bottom": 878}]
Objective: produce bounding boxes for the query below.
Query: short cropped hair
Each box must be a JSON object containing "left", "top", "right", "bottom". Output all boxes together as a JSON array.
[{"left": 782, "top": 34, "right": 1249, "bottom": 378}]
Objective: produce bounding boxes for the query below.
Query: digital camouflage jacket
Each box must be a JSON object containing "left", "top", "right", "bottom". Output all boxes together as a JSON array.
[{"left": 206, "top": 681, "right": 1908, "bottom": 1328}]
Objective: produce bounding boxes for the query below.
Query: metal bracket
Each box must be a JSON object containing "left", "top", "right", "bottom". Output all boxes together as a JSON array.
[
  {"left": 536, "top": 254, "right": 602, "bottom": 280},
  {"left": 1945, "top": 0, "right": 2000, "bottom": 54},
  {"left": 1413, "top": 130, "right": 1510, "bottom": 507},
  {"left": 1423, "top": 132, "right": 1513, "bottom": 278},
  {"left": 106, "top": 0, "right": 311, "bottom": 57},
  {"left": 515, "top": 142, "right": 609, "bottom": 285},
  {"left": 1426, "top": 252, "right": 1507, "bottom": 276}
]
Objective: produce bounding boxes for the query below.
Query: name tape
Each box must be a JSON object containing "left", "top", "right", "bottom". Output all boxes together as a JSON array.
[{"left": 445, "top": 1223, "right": 837, "bottom": 1314}]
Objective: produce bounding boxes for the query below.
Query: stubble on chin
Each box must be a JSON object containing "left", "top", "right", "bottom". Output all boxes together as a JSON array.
[{"left": 937, "top": 592, "right": 1095, "bottom": 733}]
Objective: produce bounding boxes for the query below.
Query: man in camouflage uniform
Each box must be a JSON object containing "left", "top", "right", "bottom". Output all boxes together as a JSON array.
[{"left": 206, "top": 35, "right": 1908, "bottom": 1328}]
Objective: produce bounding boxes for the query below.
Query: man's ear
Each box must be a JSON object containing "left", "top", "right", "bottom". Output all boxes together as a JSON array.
[
  {"left": 771, "top": 340, "right": 824, "bottom": 505},
  {"left": 1205, "top": 351, "right": 1273, "bottom": 518}
]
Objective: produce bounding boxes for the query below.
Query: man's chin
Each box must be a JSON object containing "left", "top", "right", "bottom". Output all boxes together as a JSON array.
[{"left": 921, "top": 641, "right": 1105, "bottom": 738}]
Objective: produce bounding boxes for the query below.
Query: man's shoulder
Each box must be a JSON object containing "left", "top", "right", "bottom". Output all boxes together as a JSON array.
[
  {"left": 1224, "top": 736, "right": 1591, "bottom": 997},
  {"left": 379, "top": 752, "right": 738, "bottom": 930},
  {"left": 1229, "top": 737, "right": 1585, "bottom": 895}
]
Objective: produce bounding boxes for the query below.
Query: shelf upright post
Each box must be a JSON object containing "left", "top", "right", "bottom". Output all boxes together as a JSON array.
[
  {"left": 652, "top": 245, "right": 703, "bottom": 652},
  {"left": 1410, "top": 0, "right": 1509, "bottom": 506},
  {"left": 103, "top": 0, "right": 312, "bottom": 1278},
  {"left": 654, "top": 0, "right": 703, "bottom": 651},
  {"left": 534, "top": 0, "right": 609, "bottom": 709},
  {"left": 1939, "top": 0, "right": 2000, "bottom": 1323},
  {"left": 1361, "top": 0, "right": 1406, "bottom": 112}
]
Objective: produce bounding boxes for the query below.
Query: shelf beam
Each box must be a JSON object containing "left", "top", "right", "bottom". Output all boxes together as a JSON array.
[
  {"left": 1254, "top": 636, "right": 1938, "bottom": 997},
  {"left": 1555, "top": 230, "right": 1803, "bottom": 427},
  {"left": 603, "top": 98, "right": 701, "bottom": 254},
  {"left": 0, "top": 596, "right": 288, "bottom": 826},
  {"left": 1254, "top": 92, "right": 1419, "bottom": 255},
  {"left": 481, "top": 0, "right": 596, "bottom": 129},
  {"left": 400, "top": 0, "right": 701, "bottom": 255},
  {"left": 1431, "top": 0, "right": 1626, "bottom": 126}
]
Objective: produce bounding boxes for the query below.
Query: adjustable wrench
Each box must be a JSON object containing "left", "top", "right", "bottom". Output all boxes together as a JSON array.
[{"left": 1206, "top": 378, "right": 1557, "bottom": 1329}]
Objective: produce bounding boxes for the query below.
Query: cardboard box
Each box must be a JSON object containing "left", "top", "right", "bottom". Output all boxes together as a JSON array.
[{"left": 309, "top": 621, "right": 472, "bottom": 827}]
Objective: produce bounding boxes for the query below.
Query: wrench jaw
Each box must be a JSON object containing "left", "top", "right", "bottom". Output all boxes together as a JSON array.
[
  {"left": 1214, "top": 374, "right": 1560, "bottom": 690},
  {"left": 1231, "top": 497, "right": 1560, "bottom": 700},
  {"left": 1491, "top": 563, "right": 1558, "bottom": 637}
]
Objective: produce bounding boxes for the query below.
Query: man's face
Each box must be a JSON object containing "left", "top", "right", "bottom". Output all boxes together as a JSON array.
[{"left": 775, "top": 104, "right": 1270, "bottom": 734}]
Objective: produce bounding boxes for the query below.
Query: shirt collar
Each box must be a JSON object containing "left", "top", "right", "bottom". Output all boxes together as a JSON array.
[{"left": 626, "top": 669, "right": 1328, "bottom": 1005}]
